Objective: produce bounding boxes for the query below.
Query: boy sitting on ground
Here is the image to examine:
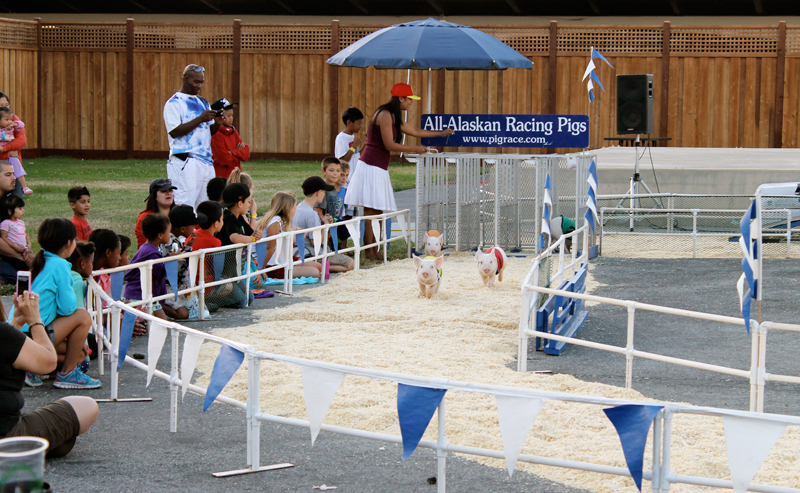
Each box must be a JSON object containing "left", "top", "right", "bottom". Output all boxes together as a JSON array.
[
  {"left": 159, "top": 205, "right": 206, "bottom": 320},
  {"left": 295, "top": 176, "right": 354, "bottom": 274},
  {"left": 68, "top": 186, "right": 92, "bottom": 242},
  {"left": 122, "top": 214, "right": 171, "bottom": 320}
]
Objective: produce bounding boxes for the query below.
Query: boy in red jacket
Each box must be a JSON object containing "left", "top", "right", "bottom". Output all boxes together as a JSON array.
[{"left": 210, "top": 98, "right": 250, "bottom": 179}]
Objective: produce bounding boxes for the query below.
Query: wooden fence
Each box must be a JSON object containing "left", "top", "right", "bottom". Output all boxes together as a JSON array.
[{"left": 1, "top": 17, "right": 799, "bottom": 159}]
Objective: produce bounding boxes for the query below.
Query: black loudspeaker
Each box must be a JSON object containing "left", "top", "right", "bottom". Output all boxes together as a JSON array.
[{"left": 616, "top": 74, "right": 654, "bottom": 135}]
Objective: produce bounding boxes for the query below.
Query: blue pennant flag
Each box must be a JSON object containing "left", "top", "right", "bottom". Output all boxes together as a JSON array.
[
  {"left": 590, "top": 71, "right": 606, "bottom": 92},
  {"left": 255, "top": 241, "right": 267, "bottom": 270},
  {"left": 110, "top": 271, "right": 124, "bottom": 301},
  {"left": 330, "top": 225, "right": 339, "bottom": 255},
  {"left": 117, "top": 311, "right": 137, "bottom": 372},
  {"left": 591, "top": 47, "right": 614, "bottom": 68},
  {"left": 360, "top": 220, "right": 366, "bottom": 243},
  {"left": 397, "top": 383, "right": 446, "bottom": 460},
  {"left": 203, "top": 344, "right": 245, "bottom": 412},
  {"left": 585, "top": 159, "right": 599, "bottom": 234},
  {"left": 604, "top": 404, "right": 663, "bottom": 491},
  {"left": 213, "top": 253, "right": 224, "bottom": 280},
  {"left": 737, "top": 200, "right": 759, "bottom": 334},
  {"left": 588, "top": 89, "right": 595, "bottom": 103},
  {"left": 386, "top": 218, "right": 392, "bottom": 240},
  {"left": 164, "top": 260, "right": 179, "bottom": 301},
  {"left": 540, "top": 174, "right": 553, "bottom": 250},
  {"left": 296, "top": 232, "right": 306, "bottom": 266}
]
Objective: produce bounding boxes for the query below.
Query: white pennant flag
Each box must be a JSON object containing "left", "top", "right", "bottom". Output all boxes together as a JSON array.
[
  {"left": 724, "top": 415, "right": 787, "bottom": 492},
  {"left": 345, "top": 222, "right": 360, "bottom": 248},
  {"left": 371, "top": 220, "right": 381, "bottom": 243},
  {"left": 396, "top": 214, "right": 407, "bottom": 238},
  {"left": 188, "top": 256, "right": 199, "bottom": 287},
  {"left": 582, "top": 59, "right": 596, "bottom": 81},
  {"left": 146, "top": 321, "right": 169, "bottom": 387},
  {"left": 495, "top": 395, "right": 545, "bottom": 477},
  {"left": 301, "top": 366, "right": 346, "bottom": 445},
  {"left": 312, "top": 229, "right": 322, "bottom": 257},
  {"left": 180, "top": 333, "right": 204, "bottom": 399}
]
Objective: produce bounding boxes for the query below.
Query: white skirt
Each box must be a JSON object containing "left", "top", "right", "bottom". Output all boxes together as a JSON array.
[{"left": 344, "top": 160, "right": 397, "bottom": 212}]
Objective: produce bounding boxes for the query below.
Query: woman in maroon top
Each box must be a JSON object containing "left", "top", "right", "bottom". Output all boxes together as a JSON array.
[{"left": 345, "top": 83, "right": 453, "bottom": 259}]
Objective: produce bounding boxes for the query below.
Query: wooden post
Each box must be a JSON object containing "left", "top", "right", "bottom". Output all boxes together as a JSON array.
[
  {"left": 35, "top": 17, "right": 42, "bottom": 156},
  {"left": 232, "top": 19, "right": 242, "bottom": 130},
  {"left": 126, "top": 18, "right": 134, "bottom": 159},
  {"left": 548, "top": 20, "right": 557, "bottom": 115},
  {"left": 547, "top": 21, "right": 558, "bottom": 154},
  {"left": 435, "top": 69, "right": 445, "bottom": 114},
  {"left": 329, "top": 20, "right": 340, "bottom": 154},
  {"left": 660, "top": 21, "right": 670, "bottom": 142},
  {"left": 773, "top": 21, "right": 786, "bottom": 148}
]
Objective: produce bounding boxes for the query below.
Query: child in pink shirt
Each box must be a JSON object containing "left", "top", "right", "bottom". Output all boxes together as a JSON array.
[{"left": 0, "top": 195, "right": 31, "bottom": 258}]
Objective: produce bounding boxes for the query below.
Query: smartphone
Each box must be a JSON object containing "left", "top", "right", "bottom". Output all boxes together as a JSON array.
[{"left": 16, "top": 271, "right": 31, "bottom": 297}]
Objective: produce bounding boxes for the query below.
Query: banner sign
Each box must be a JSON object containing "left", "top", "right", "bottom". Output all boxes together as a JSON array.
[{"left": 420, "top": 114, "right": 590, "bottom": 148}]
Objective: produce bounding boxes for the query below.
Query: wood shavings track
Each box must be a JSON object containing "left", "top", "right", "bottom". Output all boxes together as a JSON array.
[{"left": 194, "top": 253, "right": 800, "bottom": 492}]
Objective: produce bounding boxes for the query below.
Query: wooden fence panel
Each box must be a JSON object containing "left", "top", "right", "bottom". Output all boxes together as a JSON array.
[
  {"left": 6, "top": 18, "right": 800, "bottom": 157},
  {"left": 0, "top": 48, "right": 38, "bottom": 149}
]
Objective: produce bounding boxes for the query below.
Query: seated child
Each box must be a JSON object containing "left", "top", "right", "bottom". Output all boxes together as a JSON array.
[
  {"left": 294, "top": 177, "right": 354, "bottom": 274},
  {"left": 0, "top": 106, "right": 31, "bottom": 195},
  {"left": 68, "top": 242, "right": 95, "bottom": 310},
  {"left": 193, "top": 200, "right": 248, "bottom": 311},
  {"left": 213, "top": 183, "right": 260, "bottom": 307},
  {"left": 227, "top": 169, "right": 258, "bottom": 229},
  {"left": 159, "top": 205, "right": 205, "bottom": 320},
  {"left": 315, "top": 157, "right": 342, "bottom": 221},
  {"left": 206, "top": 176, "right": 227, "bottom": 202},
  {"left": 210, "top": 98, "right": 250, "bottom": 179},
  {"left": 122, "top": 214, "right": 171, "bottom": 320},
  {"left": 68, "top": 241, "right": 96, "bottom": 374},
  {"left": 257, "top": 191, "right": 320, "bottom": 279},
  {"left": 68, "top": 186, "right": 92, "bottom": 241},
  {"left": 0, "top": 194, "right": 31, "bottom": 263}
]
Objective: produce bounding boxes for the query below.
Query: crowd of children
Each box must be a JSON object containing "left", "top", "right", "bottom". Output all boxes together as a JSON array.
[{"left": 6, "top": 104, "right": 372, "bottom": 391}]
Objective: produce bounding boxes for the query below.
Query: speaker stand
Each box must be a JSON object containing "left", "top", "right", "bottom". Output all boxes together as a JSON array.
[{"left": 614, "top": 135, "right": 661, "bottom": 231}]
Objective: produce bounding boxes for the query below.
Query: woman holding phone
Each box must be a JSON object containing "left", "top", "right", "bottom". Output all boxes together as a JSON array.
[{"left": 0, "top": 290, "right": 99, "bottom": 457}]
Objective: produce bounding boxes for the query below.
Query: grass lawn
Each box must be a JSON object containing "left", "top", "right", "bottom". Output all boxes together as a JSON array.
[{"left": 20, "top": 157, "right": 416, "bottom": 256}]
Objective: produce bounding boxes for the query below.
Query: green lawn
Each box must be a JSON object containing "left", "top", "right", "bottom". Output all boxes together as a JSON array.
[{"left": 21, "top": 157, "right": 417, "bottom": 255}]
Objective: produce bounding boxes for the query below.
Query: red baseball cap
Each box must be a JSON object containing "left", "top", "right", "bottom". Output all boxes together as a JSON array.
[{"left": 391, "top": 83, "right": 421, "bottom": 100}]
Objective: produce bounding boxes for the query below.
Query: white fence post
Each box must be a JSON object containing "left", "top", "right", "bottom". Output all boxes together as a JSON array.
[
  {"left": 757, "top": 322, "right": 768, "bottom": 413},
  {"left": 170, "top": 327, "right": 179, "bottom": 433},
  {"left": 110, "top": 305, "right": 120, "bottom": 400},
  {"left": 354, "top": 221, "right": 361, "bottom": 271},
  {"left": 436, "top": 398, "right": 447, "bottom": 493},
  {"left": 651, "top": 410, "right": 663, "bottom": 493},
  {"left": 198, "top": 252, "right": 206, "bottom": 320},
  {"left": 625, "top": 305, "right": 636, "bottom": 390},
  {"left": 382, "top": 216, "right": 388, "bottom": 265},
  {"left": 691, "top": 210, "right": 698, "bottom": 258},
  {"left": 660, "top": 410, "right": 673, "bottom": 492},
  {"left": 749, "top": 324, "right": 760, "bottom": 412}
]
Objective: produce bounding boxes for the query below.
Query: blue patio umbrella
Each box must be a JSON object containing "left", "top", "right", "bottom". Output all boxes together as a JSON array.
[{"left": 327, "top": 18, "right": 533, "bottom": 112}]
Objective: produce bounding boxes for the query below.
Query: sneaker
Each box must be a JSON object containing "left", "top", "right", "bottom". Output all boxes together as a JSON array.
[
  {"left": 22, "top": 187, "right": 33, "bottom": 196},
  {"left": 79, "top": 357, "right": 90, "bottom": 373},
  {"left": 24, "top": 372, "right": 43, "bottom": 387},
  {"left": 53, "top": 366, "right": 102, "bottom": 389}
]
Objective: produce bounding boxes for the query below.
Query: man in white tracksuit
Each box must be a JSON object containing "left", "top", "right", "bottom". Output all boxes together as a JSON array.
[{"left": 163, "top": 64, "right": 220, "bottom": 209}]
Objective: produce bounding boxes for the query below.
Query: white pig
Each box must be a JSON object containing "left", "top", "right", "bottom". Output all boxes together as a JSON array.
[
  {"left": 475, "top": 246, "right": 507, "bottom": 288},
  {"left": 423, "top": 230, "right": 444, "bottom": 257},
  {"left": 413, "top": 254, "right": 444, "bottom": 299}
]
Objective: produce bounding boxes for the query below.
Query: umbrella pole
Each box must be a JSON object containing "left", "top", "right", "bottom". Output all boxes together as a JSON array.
[
  {"left": 427, "top": 68, "right": 432, "bottom": 114},
  {"left": 401, "top": 69, "right": 411, "bottom": 156}
]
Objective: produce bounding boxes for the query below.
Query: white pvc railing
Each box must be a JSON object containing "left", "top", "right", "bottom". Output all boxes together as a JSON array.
[
  {"left": 517, "top": 221, "right": 590, "bottom": 372},
  {"left": 87, "top": 275, "right": 800, "bottom": 492},
  {"left": 519, "top": 263, "right": 800, "bottom": 414},
  {"left": 599, "top": 207, "right": 798, "bottom": 258}
]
